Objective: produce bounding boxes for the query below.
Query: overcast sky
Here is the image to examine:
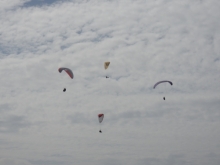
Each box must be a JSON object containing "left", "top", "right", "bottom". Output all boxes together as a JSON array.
[{"left": 0, "top": 0, "right": 220, "bottom": 165}]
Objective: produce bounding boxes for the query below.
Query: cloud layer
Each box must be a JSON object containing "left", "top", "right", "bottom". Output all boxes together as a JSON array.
[{"left": 0, "top": 0, "right": 220, "bottom": 165}]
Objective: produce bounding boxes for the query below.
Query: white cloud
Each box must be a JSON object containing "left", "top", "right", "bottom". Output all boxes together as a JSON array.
[
  {"left": 0, "top": 0, "right": 220, "bottom": 165},
  {"left": 0, "top": 0, "right": 28, "bottom": 11}
]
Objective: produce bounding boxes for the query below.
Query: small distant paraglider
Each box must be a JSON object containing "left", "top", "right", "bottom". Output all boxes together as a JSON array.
[
  {"left": 153, "top": 80, "right": 173, "bottom": 100},
  {"left": 104, "top": 62, "right": 110, "bottom": 78},
  {"left": 58, "top": 67, "right": 74, "bottom": 92},
  {"left": 98, "top": 114, "right": 104, "bottom": 133}
]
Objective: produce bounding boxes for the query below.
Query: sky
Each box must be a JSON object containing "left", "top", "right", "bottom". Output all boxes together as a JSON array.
[{"left": 0, "top": 0, "right": 220, "bottom": 165}]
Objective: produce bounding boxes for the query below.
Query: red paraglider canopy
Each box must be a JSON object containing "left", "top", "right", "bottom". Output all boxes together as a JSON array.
[
  {"left": 98, "top": 114, "right": 104, "bottom": 123},
  {"left": 58, "top": 67, "right": 74, "bottom": 79}
]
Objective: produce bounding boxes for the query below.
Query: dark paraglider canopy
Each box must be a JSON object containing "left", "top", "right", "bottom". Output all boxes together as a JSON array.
[
  {"left": 153, "top": 80, "right": 173, "bottom": 89},
  {"left": 63, "top": 88, "right": 66, "bottom": 92}
]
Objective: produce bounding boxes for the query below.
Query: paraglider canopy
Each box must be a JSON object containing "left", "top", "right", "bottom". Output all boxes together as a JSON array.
[
  {"left": 98, "top": 114, "right": 104, "bottom": 123},
  {"left": 104, "top": 62, "right": 110, "bottom": 70},
  {"left": 58, "top": 67, "right": 74, "bottom": 79},
  {"left": 153, "top": 80, "right": 173, "bottom": 89}
]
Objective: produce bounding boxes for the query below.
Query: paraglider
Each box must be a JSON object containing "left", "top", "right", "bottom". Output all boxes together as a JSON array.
[
  {"left": 58, "top": 67, "right": 74, "bottom": 92},
  {"left": 153, "top": 80, "right": 173, "bottom": 100},
  {"left": 104, "top": 62, "right": 110, "bottom": 78},
  {"left": 98, "top": 114, "right": 104, "bottom": 133}
]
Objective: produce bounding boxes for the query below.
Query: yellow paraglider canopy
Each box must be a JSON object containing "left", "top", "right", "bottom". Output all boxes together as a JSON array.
[{"left": 104, "top": 62, "right": 110, "bottom": 70}]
